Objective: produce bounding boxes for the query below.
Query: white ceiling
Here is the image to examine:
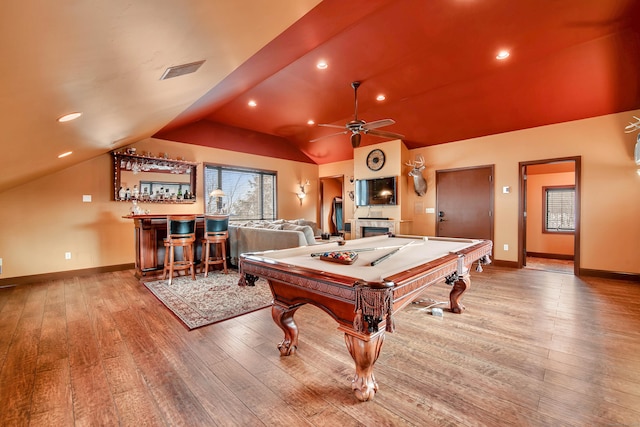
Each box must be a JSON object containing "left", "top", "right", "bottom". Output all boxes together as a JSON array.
[{"left": 0, "top": 0, "right": 321, "bottom": 192}]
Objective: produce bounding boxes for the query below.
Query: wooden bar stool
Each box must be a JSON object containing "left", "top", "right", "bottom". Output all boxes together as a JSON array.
[
  {"left": 201, "top": 214, "right": 229, "bottom": 276},
  {"left": 163, "top": 215, "right": 197, "bottom": 285}
]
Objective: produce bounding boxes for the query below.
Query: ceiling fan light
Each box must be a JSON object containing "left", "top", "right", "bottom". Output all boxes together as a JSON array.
[{"left": 351, "top": 133, "right": 361, "bottom": 148}]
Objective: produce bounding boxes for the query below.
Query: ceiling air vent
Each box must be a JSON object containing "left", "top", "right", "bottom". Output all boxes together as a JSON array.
[{"left": 160, "top": 60, "right": 206, "bottom": 80}]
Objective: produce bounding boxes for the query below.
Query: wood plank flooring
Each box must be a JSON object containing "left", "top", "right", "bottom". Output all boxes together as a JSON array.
[{"left": 1, "top": 266, "right": 639, "bottom": 426}]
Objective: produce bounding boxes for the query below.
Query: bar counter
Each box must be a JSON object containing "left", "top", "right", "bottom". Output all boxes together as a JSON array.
[{"left": 124, "top": 214, "right": 205, "bottom": 279}]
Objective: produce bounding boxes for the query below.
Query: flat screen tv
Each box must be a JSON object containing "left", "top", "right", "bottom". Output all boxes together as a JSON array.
[{"left": 355, "top": 176, "right": 397, "bottom": 207}]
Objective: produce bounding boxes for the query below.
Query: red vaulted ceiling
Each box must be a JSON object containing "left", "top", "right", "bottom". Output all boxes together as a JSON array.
[{"left": 155, "top": 0, "right": 640, "bottom": 164}]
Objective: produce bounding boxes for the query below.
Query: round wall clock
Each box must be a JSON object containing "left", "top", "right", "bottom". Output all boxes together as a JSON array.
[{"left": 366, "top": 149, "right": 386, "bottom": 171}]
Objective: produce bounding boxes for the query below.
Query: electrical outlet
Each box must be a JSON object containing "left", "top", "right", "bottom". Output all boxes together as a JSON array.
[
  {"left": 503, "top": 244, "right": 509, "bottom": 251},
  {"left": 65, "top": 252, "right": 72, "bottom": 260}
]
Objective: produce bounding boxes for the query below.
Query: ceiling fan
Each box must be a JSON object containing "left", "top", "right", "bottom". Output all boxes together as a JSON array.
[{"left": 311, "top": 81, "right": 404, "bottom": 148}]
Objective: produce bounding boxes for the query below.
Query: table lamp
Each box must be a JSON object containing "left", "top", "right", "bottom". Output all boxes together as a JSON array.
[{"left": 209, "top": 188, "right": 226, "bottom": 213}]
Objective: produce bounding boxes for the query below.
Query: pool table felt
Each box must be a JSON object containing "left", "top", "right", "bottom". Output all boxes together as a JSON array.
[{"left": 248, "top": 235, "right": 480, "bottom": 283}]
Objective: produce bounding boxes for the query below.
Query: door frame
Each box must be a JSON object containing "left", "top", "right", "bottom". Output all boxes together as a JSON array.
[
  {"left": 518, "top": 156, "right": 581, "bottom": 275},
  {"left": 435, "top": 164, "right": 495, "bottom": 244}
]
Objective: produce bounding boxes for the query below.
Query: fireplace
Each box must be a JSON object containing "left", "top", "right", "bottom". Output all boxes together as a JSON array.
[
  {"left": 362, "top": 226, "right": 390, "bottom": 237},
  {"left": 354, "top": 219, "right": 396, "bottom": 239}
]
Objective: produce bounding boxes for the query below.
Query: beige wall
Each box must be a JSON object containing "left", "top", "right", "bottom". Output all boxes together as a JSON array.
[
  {"left": 315, "top": 110, "right": 640, "bottom": 275},
  {"left": 405, "top": 110, "right": 640, "bottom": 274},
  {"left": 0, "top": 138, "right": 317, "bottom": 279},
  {"left": 1, "top": 111, "right": 638, "bottom": 279},
  {"left": 351, "top": 140, "right": 411, "bottom": 221}
]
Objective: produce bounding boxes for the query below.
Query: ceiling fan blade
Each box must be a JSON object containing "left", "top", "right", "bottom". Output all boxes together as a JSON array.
[
  {"left": 310, "top": 130, "right": 348, "bottom": 143},
  {"left": 365, "top": 129, "right": 405, "bottom": 139},
  {"left": 318, "top": 123, "right": 347, "bottom": 129},
  {"left": 313, "top": 81, "right": 402, "bottom": 147},
  {"left": 362, "top": 119, "right": 395, "bottom": 130}
]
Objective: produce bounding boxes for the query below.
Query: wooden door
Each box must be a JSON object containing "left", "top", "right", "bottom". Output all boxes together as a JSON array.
[{"left": 436, "top": 166, "right": 494, "bottom": 240}]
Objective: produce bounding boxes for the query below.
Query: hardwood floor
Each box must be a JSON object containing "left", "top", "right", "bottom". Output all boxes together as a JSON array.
[
  {"left": 525, "top": 257, "right": 574, "bottom": 275},
  {"left": 1, "top": 266, "right": 639, "bottom": 426}
]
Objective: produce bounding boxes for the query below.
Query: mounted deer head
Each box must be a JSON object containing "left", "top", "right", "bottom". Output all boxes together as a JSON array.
[{"left": 406, "top": 155, "right": 427, "bottom": 196}]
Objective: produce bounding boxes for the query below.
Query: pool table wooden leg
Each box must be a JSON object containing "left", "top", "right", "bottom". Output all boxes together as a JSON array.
[
  {"left": 343, "top": 330, "right": 385, "bottom": 401},
  {"left": 272, "top": 302, "right": 300, "bottom": 356},
  {"left": 449, "top": 272, "right": 470, "bottom": 313}
]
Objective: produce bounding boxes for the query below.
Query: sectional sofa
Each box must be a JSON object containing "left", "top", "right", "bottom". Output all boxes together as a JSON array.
[{"left": 228, "top": 219, "right": 321, "bottom": 266}]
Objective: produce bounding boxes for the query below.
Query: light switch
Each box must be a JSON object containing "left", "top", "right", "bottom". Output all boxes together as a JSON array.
[
  {"left": 82, "top": 195, "right": 92, "bottom": 202},
  {"left": 502, "top": 186, "right": 510, "bottom": 194}
]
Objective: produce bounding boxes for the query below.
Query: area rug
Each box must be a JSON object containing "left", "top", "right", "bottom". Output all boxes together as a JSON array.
[{"left": 142, "top": 271, "right": 273, "bottom": 330}]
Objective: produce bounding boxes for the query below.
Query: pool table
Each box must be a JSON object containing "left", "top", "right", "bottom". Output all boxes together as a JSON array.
[{"left": 239, "top": 234, "right": 492, "bottom": 401}]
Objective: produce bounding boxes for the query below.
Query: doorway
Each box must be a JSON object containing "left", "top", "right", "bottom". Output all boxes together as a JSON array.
[
  {"left": 435, "top": 165, "right": 494, "bottom": 241},
  {"left": 318, "top": 175, "right": 344, "bottom": 235},
  {"left": 518, "top": 157, "right": 581, "bottom": 275}
]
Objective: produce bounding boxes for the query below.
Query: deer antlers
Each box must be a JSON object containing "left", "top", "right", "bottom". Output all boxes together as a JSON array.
[
  {"left": 405, "top": 155, "right": 424, "bottom": 168},
  {"left": 625, "top": 116, "right": 640, "bottom": 133}
]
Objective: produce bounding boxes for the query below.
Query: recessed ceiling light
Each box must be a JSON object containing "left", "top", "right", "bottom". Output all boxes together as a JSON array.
[
  {"left": 376, "top": 94, "right": 386, "bottom": 101},
  {"left": 58, "top": 151, "right": 73, "bottom": 158},
  {"left": 316, "top": 60, "right": 328, "bottom": 69},
  {"left": 248, "top": 100, "right": 257, "bottom": 107},
  {"left": 496, "top": 50, "right": 510, "bottom": 60},
  {"left": 58, "top": 112, "right": 82, "bottom": 122},
  {"left": 307, "top": 120, "right": 315, "bottom": 125}
]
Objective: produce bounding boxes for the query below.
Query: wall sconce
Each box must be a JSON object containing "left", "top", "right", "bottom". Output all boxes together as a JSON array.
[
  {"left": 209, "top": 188, "right": 226, "bottom": 213},
  {"left": 297, "top": 180, "right": 309, "bottom": 205}
]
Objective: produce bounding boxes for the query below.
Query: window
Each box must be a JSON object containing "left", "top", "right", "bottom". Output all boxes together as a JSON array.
[
  {"left": 204, "top": 164, "right": 276, "bottom": 220},
  {"left": 544, "top": 186, "right": 575, "bottom": 233}
]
